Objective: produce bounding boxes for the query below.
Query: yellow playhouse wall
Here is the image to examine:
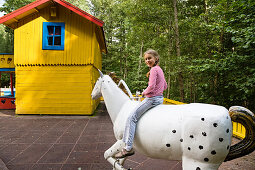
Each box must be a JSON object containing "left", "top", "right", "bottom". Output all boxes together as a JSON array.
[
  {"left": 14, "top": 4, "right": 102, "bottom": 68},
  {"left": 15, "top": 65, "right": 100, "bottom": 115}
]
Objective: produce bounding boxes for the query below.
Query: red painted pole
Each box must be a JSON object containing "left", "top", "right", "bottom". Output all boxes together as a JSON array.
[{"left": 10, "top": 72, "right": 14, "bottom": 96}]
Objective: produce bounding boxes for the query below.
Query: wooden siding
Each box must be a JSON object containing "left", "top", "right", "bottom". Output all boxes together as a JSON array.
[
  {"left": 232, "top": 122, "right": 246, "bottom": 139},
  {"left": 15, "top": 65, "right": 100, "bottom": 115},
  {"left": 14, "top": 4, "right": 102, "bottom": 68}
]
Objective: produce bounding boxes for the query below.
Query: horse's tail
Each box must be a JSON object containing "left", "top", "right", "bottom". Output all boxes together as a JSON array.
[{"left": 224, "top": 106, "right": 255, "bottom": 162}]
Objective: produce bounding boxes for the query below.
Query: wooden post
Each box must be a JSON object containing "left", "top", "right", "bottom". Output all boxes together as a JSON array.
[{"left": 10, "top": 72, "right": 14, "bottom": 96}]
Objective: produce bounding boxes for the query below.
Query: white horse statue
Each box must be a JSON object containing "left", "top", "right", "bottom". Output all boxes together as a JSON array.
[{"left": 91, "top": 70, "right": 255, "bottom": 170}]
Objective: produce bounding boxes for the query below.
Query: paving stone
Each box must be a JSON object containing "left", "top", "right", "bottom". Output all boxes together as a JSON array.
[
  {"left": 0, "top": 158, "right": 8, "bottom": 170},
  {"left": 8, "top": 144, "right": 52, "bottom": 165},
  {"left": 38, "top": 144, "right": 73, "bottom": 164},
  {"left": 90, "top": 163, "right": 112, "bottom": 170},
  {"left": 31, "top": 163, "right": 62, "bottom": 170},
  {"left": 73, "top": 143, "right": 98, "bottom": 152},
  {"left": 77, "top": 135, "right": 99, "bottom": 144},
  {"left": 56, "top": 135, "right": 80, "bottom": 144},
  {"left": 133, "top": 159, "right": 181, "bottom": 170},
  {"left": 61, "top": 164, "right": 91, "bottom": 170},
  {"left": 5, "top": 164, "right": 32, "bottom": 170},
  {"left": 35, "top": 136, "right": 59, "bottom": 144}
]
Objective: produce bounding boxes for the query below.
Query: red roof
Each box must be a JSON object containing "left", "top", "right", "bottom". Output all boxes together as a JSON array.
[{"left": 0, "top": 0, "right": 104, "bottom": 27}]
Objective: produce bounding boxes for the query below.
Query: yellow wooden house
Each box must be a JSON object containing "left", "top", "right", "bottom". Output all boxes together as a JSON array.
[{"left": 0, "top": 0, "right": 107, "bottom": 115}]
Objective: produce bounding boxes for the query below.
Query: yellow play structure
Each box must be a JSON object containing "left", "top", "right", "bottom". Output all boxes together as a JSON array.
[{"left": 0, "top": 0, "right": 106, "bottom": 115}]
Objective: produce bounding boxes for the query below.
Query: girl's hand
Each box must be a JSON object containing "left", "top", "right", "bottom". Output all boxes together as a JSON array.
[{"left": 142, "top": 92, "right": 145, "bottom": 98}]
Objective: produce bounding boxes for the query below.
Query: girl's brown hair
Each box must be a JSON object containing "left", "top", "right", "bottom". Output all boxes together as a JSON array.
[{"left": 144, "top": 49, "right": 160, "bottom": 77}]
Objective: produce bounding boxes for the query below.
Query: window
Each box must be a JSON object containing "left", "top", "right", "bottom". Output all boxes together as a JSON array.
[{"left": 42, "top": 22, "right": 65, "bottom": 50}]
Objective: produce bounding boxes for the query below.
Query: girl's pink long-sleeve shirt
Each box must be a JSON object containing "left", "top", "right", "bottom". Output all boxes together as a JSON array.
[{"left": 143, "top": 65, "right": 167, "bottom": 98}]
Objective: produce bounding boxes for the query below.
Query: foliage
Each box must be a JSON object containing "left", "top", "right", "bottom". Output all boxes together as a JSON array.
[
  {"left": 0, "top": 0, "right": 254, "bottom": 111},
  {"left": 0, "top": 73, "right": 12, "bottom": 88}
]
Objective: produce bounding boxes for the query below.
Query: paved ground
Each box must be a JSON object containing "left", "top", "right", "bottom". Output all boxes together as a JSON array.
[{"left": 0, "top": 102, "right": 254, "bottom": 170}]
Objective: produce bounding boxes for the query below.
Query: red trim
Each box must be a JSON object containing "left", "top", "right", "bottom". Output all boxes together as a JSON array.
[
  {"left": 0, "top": 0, "right": 104, "bottom": 27},
  {"left": 0, "top": 0, "right": 49, "bottom": 24},
  {"left": 54, "top": 0, "right": 104, "bottom": 27}
]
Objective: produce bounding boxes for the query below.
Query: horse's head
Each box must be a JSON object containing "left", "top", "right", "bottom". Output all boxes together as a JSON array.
[{"left": 91, "top": 70, "right": 104, "bottom": 100}]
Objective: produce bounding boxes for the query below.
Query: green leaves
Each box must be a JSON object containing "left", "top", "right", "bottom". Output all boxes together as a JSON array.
[{"left": 0, "top": 0, "right": 253, "bottom": 110}]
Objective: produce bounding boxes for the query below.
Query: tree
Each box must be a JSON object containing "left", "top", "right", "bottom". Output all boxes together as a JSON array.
[{"left": 172, "top": 0, "right": 184, "bottom": 102}]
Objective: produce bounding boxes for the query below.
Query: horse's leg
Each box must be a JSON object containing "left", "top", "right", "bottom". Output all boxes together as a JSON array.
[
  {"left": 104, "top": 140, "right": 127, "bottom": 170},
  {"left": 104, "top": 140, "right": 125, "bottom": 159},
  {"left": 182, "top": 156, "right": 220, "bottom": 170},
  {"left": 112, "top": 158, "right": 127, "bottom": 170}
]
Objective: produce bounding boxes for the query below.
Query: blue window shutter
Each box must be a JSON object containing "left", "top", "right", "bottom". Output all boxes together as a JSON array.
[{"left": 42, "top": 22, "right": 65, "bottom": 50}]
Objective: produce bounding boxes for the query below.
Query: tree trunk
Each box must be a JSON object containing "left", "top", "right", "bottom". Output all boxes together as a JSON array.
[
  {"left": 138, "top": 41, "right": 143, "bottom": 78},
  {"left": 204, "top": 0, "right": 208, "bottom": 22},
  {"left": 120, "top": 54, "right": 123, "bottom": 76},
  {"left": 167, "top": 68, "right": 171, "bottom": 99},
  {"left": 167, "top": 16, "right": 173, "bottom": 99},
  {"left": 173, "top": 0, "right": 184, "bottom": 102},
  {"left": 204, "top": 0, "right": 211, "bottom": 58},
  {"left": 120, "top": 21, "right": 126, "bottom": 78},
  {"left": 124, "top": 54, "right": 127, "bottom": 80},
  {"left": 213, "top": 74, "right": 218, "bottom": 104},
  {"left": 190, "top": 75, "right": 193, "bottom": 103}
]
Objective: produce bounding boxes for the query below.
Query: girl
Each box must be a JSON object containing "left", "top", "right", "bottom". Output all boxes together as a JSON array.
[{"left": 115, "top": 49, "right": 167, "bottom": 158}]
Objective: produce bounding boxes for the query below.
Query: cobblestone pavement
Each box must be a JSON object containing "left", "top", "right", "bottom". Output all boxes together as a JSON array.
[{"left": 0, "top": 102, "right": 254, "bottom": 170}]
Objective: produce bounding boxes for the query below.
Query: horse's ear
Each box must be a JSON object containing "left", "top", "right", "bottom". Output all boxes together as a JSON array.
[{"left": 98, "top": 69, "right": 104, "bottom": 78}]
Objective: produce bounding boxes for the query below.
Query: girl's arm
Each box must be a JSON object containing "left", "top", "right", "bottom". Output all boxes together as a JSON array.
[{"left": 142, "top": 68, "right": 157, "bottom": 95}]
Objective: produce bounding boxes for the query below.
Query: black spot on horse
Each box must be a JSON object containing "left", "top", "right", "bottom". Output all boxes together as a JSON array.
[
  {"left": 202, "top": 132, "right": 207, "bottom": 136},
  {"left": 166, "top": 144, "right": 171, "bottom": 147},
  {"left": 226, "top": 129, "right": 229, "bottom": 133},
  {"left": 219, "top": 138, "right": 224, "bottom": 142},
  {"left": 196, "top": 167, "right": 201, "bottom": 170},
  {"left": 211, "top": 150, "right": 216, "bottom": 155},
  {"left": 190, "top": 135, "right": 194, "bottom": 138},
  {"left": 180, "top": 139, "right": 183, "bottom": 142},
  {"left": 213, "top": 123, "right": 218, "bottom": 127},
  {"left": 201, "top": 118, "right": 205, "bottom": 121},
  {"left": 199, "top": 145, "right": 203, "bottom": 150},
  {"left": 188, "top": 147, "right": 191, "bottom": 150},
  {"left": 204, "top": 158, "right": 209, "bottom": 162},
  {"left": 172, "top": 130, "right": 176, "bottom": 133},
  {"left": 227, "top": 145, "right": 230, "bottom": 150}
]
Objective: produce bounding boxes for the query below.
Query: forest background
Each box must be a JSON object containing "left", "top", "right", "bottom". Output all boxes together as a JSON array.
[{"left": 0, "top": 0, "right": 254, "bottom": 111}]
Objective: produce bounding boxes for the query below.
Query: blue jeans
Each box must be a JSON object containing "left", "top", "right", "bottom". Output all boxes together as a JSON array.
[{"left": 123, "top": 96, "right": 164, "bottom": 151}]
